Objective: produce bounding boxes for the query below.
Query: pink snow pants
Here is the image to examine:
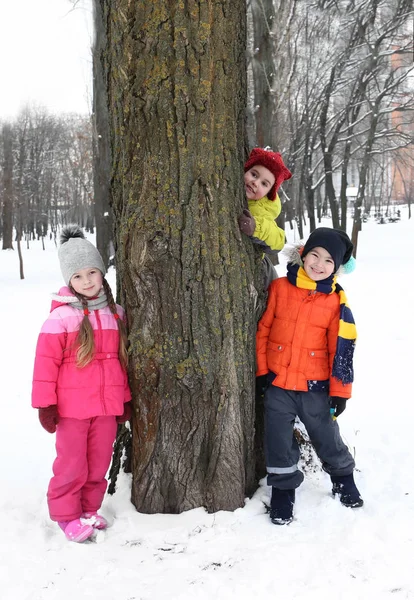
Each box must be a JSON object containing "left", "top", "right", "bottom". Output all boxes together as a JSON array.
[{"left": 47, "top": 416, "right": 118, "bottom": 522}]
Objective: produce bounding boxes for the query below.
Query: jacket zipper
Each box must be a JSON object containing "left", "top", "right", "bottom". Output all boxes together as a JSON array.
[
  {"left": 291, "top": 290, "right": 316, "bottom": 390},
  {"left": 95, "top": 310, "right": 106, "bottom": 415}
]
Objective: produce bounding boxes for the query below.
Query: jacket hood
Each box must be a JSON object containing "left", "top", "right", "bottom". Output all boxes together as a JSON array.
[
  {"left": 50, "top": 286, "right": 78, "bottom": 312},
  {"left": 282, "top": 243, "right": 303, "bottom": 266}
]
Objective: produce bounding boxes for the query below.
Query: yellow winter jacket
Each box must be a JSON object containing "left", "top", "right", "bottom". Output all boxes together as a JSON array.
[{"left": 248, "top": 194, "right": 285, "bottom": 252}]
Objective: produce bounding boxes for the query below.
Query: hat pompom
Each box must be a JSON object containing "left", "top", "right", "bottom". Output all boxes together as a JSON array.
[
  {"left": 341, "top": 255, "right": 356, "bottom": 274},
  {"left": 60, "top": 224, "right": 85, "bottom": 245}
]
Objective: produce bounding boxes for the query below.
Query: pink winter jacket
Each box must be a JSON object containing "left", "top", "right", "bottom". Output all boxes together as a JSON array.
[{"left": 32, "top": 287, "right": 131, "bottom": 420}]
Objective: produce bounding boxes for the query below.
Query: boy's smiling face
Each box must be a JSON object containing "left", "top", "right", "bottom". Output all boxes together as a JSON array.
[
  {"left": 244, "top": 165, "right": 275, "bottom": 200},
  {"left": 303, "top": 246, "right": 335, "bottom": 281}
]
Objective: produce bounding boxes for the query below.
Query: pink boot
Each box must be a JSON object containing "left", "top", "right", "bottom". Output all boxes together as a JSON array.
[
  {"left": 81, "top": 512, "right": 108, "bottom": 530},
  {"left": 58, "top": 519, "right": 94, "bottom": 542}
]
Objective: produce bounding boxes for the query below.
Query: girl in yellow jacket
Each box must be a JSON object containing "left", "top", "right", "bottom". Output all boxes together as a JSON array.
[
  {"left": 256, "top": 227, "right": 363, "bottom": 525},
  {"left": 238, "top": 148, "right": 292, "bottom": 288}
]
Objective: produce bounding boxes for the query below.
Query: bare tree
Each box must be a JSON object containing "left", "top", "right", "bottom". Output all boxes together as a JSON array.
[
  {"left": 248, "top": 0, "right": 277, "bottom": 148},
  {"left": 14, "top": 110, "right": 31, "bottom": 277},
  {"left": 0, "top": 106, "right": 95, "bottom": 255},
  {"left": 1, "top": 124, "right": 14, "bottom": 250},
  {"left": 260, "top": 0, "right": 413, "bottom": 232},
  {"left": 92, "top": 0, "right": 113, "bottom": 269}
]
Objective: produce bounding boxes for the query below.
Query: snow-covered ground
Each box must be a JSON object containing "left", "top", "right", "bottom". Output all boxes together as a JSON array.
[{"left": 1, "top": 213, "right": 414, "bottom": 599}]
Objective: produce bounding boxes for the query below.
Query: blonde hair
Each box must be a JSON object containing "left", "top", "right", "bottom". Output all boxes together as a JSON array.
[{"left": 69, "top": 277, "right": 129, "bottom": 369}]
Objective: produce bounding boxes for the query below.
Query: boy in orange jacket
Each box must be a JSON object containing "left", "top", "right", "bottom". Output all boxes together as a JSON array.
[{"left": 256, "top": 227, "right": 363, "bottom": 524}]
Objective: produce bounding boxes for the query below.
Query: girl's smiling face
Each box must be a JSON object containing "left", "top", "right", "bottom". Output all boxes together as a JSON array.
[
  {"left": 244, "top": 165, "right": 275, "bottom": 200},
  {"left": 70, "top": 268, "right": 103, "bottom": 297},
  {"left": 303, "top": 246, "right": 335, "bottom": 281}
]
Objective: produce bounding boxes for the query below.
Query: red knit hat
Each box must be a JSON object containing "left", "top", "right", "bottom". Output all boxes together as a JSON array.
[{"left": 244, "top": 148, "right": 292, "bottom": 201}]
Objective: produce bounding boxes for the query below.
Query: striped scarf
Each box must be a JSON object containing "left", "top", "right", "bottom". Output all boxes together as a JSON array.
[{"left": 286, "top": 262, "right": 356, "bottom": 384}]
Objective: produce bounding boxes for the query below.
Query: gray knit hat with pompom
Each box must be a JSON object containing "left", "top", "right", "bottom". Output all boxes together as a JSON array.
[{"left": 58, "top": 224, "right": 106, "bottom": 285}]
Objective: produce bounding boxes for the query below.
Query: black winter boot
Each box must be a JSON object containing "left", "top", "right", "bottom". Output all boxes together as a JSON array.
[
  {"left": 331, "top": 473, "right": 363, "bottom": 508},
  {"left": 269, "top": 488, "right": 295, "bottom": 525}
]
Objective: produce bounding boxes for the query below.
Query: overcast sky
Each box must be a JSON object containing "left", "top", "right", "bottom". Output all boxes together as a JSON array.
[{"left": 0, "top": 0, "right": 92, "bottom": 120}]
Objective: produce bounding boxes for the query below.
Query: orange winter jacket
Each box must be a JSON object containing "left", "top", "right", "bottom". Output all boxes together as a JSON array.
[{"left": 256, "top": 277, "right": 352, "bottom": 399}]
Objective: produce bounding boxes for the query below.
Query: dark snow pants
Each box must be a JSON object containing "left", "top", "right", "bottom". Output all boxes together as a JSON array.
[{"left": 264, "top": 386, "right": 355, "bottom": 490}]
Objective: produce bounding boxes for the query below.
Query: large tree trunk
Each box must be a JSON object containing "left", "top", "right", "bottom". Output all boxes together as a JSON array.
[
  {"left": 2, "top": 124, "right": 14, "bottom": 250},
  {"left": 101, "top": 0, "right": 262, "bottom": 513}
]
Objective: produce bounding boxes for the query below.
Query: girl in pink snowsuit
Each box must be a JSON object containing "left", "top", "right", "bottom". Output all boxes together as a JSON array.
[{"left": 32, "top": 225, "right": 131, "bottom": 543}]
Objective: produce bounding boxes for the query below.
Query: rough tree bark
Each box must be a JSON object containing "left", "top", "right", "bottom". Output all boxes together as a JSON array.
[{"left": 101, "top": 0, "right": 262, "bottom": 513}]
